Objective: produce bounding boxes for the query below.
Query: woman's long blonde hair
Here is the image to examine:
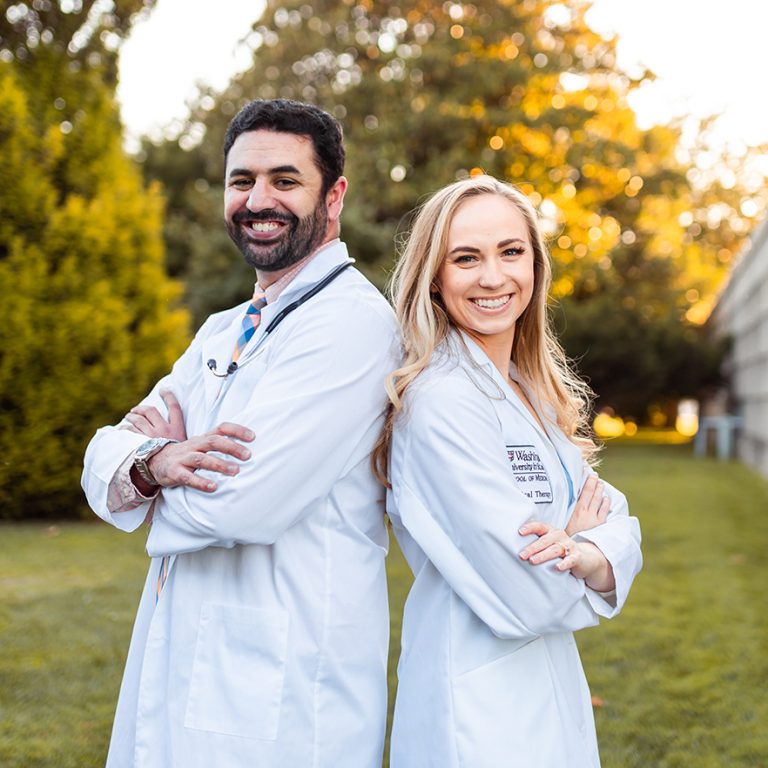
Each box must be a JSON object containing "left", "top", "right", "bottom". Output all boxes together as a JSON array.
[{"left": 372, "top": 175, "right": 598, "bottom": 484}]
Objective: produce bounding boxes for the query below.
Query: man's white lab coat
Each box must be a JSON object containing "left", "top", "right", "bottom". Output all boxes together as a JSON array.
[
  {"left": 82, "top": 242, "right": 400, "bottom": 768},
  {"left": 387, "top": 333, "right": 642, "bottom": 768}
]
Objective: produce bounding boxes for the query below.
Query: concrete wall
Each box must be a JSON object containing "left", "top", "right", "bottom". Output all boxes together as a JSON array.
[{"left": 711, "top": 218, "right": 768, "bottom": 477}]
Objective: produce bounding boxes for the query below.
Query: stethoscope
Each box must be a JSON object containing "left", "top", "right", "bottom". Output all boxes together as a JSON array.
[
  {"left": 206, "top": 260, "right": 353, "bottom": 378},
  {"left": 156, "top": 262, "right": 354, "bottom": 599}
]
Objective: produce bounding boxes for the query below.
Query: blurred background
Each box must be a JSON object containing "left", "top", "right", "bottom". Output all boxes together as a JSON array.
[
  {"left": 1, "top": 2, "right": 767, "bottom": 766},
  {"left": 2, "top": 0, "right": 768, "bottom": 518}
]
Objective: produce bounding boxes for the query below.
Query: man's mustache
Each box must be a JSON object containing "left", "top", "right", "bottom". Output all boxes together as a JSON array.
[{"left": 232, "top": 209, "right": 296, "bottom": 225}]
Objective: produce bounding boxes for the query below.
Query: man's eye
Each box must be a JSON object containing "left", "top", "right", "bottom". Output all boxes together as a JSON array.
[
  {"left": 231, "top": 178, "right": 252, "bottom": 189},
  {"left": 274, "top": 178, "right": 298, "bottom": 189}
]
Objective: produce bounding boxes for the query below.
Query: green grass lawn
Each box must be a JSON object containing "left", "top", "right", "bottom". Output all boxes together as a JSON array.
[{"left": 2, "top": 443, "right": 767, "bottom": 766}]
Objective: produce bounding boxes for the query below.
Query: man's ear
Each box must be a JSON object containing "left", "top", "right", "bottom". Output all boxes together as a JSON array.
[{"left": 326, "top": 176, "right": 348, "bottom": 223}]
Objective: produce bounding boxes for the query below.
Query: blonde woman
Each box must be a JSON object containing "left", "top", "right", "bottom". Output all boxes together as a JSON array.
[{"left": 374, "top": 176, "right": 642, "bottom": 767}]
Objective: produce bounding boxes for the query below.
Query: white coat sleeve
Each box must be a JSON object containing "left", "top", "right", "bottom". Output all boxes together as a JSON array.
[
  {"left": 145, "top": 298, "right": 398, "bottom": 556},
  {"left": 572, "top": 470, "right": 642, "bottom": 617},
  {"left": 391, "top": 372, "right": 601, "bottom": 641},
  {"left": 80, "top": 317, "right": 216, "bottom": 532}
]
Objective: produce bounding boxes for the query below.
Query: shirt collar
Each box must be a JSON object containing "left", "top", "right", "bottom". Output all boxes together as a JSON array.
[{"left": 255, "top": 238, "right": 345, "bottom": 306}]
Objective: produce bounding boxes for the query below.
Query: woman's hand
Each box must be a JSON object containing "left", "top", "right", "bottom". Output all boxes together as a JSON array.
[
  {"left": 566, "top": 474, "right": 610, "bottom": 536},
  {"left": 519, "top": 522, "right": 574, "bottom": 567},
  {"left": 519, "top": 521, "right": 616, "bottom": 592}
]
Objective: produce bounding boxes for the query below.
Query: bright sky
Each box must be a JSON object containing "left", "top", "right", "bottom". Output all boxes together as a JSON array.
[{"left": 117, "top": 0, "right": 768, "bottom": 151}]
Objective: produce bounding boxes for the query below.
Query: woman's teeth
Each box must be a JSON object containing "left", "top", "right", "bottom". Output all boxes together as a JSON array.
[{"left": 472, "top": 295, "right": 510, "bottom": 309}]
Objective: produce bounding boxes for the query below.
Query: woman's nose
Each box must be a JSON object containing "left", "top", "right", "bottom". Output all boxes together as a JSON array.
[{"left": 478, "top": 258, "right": 505, "bottom": 288}]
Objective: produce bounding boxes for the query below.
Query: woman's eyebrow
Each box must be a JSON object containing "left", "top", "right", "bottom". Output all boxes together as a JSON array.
[
  {"left": 497, "top": 238, "right": 526, "bottom": 248},
  {"left": 448, "top": 245, "right": 480, "bottom": 255}
]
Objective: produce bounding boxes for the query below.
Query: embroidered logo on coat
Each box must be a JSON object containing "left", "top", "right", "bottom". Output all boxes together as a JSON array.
[{"left": 505, "top": 444, "right": 553, "bottom": 504}]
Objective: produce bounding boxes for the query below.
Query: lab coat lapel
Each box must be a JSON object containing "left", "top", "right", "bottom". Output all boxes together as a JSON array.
[
  {"left": 547, "top": 426, "right": 585, "bottom": 501},
  {"left": 458, "top": 332, "right": 583, "bottom": 507},
  {"left": 458, "top": 333, "right": 548, "bottom": 441},
  {"left": 510, "top": 363, "right": 584, "bottom": 507},
  {"left": 232, "top": 240, "right": 353, "bottom": 367},
  {"left": 201, "top": 316, "right": 242, "bottom": 410}
]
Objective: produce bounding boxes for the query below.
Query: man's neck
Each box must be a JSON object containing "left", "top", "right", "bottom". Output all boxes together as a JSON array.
[{"left": 256, "top": 238, "right": 340, "bottom": 299}]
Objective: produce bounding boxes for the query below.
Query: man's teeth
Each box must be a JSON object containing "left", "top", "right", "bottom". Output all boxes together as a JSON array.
[
  {"left": 473, "top": 296, "right": 510, "bottom": 309},
  {"left": 250, "top": 222, "right": 280, "bottom": 232}
]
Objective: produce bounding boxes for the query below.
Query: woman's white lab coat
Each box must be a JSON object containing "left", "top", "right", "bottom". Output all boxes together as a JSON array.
[
  {"left": 82, "top": 243, "right": 400, "bottom": 768},
  {"left": 387, "top": 333, "right": 642, "bottom": 768}
]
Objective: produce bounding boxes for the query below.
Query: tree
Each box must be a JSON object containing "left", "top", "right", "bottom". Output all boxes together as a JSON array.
[
  {"left": 0, "top": 1, "right": 189, "bottom": 518},
  {"left": 138, "top": 0, "right": 766, "bottom": 417}
]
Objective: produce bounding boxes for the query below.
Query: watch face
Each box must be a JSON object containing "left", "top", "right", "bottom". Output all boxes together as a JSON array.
[{"left": 138, "top": 438, "right": 163, "bottom": 457}]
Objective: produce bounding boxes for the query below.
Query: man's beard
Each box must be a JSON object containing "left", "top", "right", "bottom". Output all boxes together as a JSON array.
[{"left": 227, "top": 200, "right": 329, "bottom": 272}]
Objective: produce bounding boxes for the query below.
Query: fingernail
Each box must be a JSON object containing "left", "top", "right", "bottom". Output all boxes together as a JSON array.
[
  {"left": 207, "top": 482, "right": 216, "bottom": 491},
  {"left": 520, "top": 550, "right": 528, "bottom": 559},
  {"left": 245, "top": 430, "right": 255, "bottom": 440},
  {"left": 518, "top": 526, "right": 527, "bottom": 535},
  {"left": 228, "top": 466, "right": 239, "bottom": 475}
]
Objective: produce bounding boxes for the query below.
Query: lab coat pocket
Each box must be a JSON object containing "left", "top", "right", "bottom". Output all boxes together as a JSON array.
[
  {"left": 451, "top": 637, "right": 555, "bottom": 767},
  {"left": 184, "top": 602, "right": 289, "bottom": 741}
]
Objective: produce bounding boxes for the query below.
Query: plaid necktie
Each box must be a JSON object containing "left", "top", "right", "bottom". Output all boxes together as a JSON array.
[
  {"left": 232, "top": 291, "right": 267, "bottom": 364},
  {"left": 156, "top": 555, "right": 170, "bottom": 603},
  {"left": 155, "top": 292, "right": 269, "bottom": 604}
]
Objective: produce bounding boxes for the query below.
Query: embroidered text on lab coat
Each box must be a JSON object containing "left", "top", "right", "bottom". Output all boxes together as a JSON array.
[{"left": 506, "top": 444, "right": 553, "bottom": 504}]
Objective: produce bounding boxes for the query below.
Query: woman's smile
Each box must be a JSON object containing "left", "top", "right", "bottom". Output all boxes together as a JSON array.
[
  {"left": 470, "top": 293, "right": 513, "bottom": 311},
  {"left": 435, "top": 194, "right": 535, "bottom": 364}
]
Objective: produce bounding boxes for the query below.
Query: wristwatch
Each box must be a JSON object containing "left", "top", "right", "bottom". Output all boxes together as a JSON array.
[{"left": 133, "top": 437, "right": 177, "bottom": 487}]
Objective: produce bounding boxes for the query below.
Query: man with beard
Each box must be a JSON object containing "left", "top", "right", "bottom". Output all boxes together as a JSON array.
[{"left": 82, "top": 100, "right": 400, "bottom": 768}]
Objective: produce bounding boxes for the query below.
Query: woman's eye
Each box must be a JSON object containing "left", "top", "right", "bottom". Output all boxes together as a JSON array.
[
  {"left": 502, "top": 247, "right": 524, "bottom": 258},
  {"left": 454, "top": 254, "right": 477, "bottom": 264}
]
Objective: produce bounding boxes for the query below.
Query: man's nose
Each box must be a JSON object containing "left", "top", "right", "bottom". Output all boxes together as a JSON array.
[{"left": 246, "top": 179, "right": 276, "bottom": 211}]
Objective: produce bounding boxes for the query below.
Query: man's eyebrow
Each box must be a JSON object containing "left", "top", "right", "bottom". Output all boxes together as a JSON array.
[
  {"left": 227, "top": 165, "right": 302, "bottom": 178},
  {"left": 270, "top": 164, "right": 302, "bottom": 175}
]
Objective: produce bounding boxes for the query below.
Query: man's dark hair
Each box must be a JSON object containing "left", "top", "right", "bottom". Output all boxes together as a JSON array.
[{"left": 223, "top": 99, "right": 345, "bottom": 195}]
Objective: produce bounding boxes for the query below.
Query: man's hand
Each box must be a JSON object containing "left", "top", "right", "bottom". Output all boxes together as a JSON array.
[
  {"left": 124, "top": 390, "right": 188, "bottom": 441},
  {"left": 147, "top": 423, "right": 255, "bottom": 493}
]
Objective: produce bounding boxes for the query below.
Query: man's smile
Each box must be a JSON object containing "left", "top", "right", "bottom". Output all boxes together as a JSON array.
[{"left": 249, "top": 221, "right": 281, "bottom": 233}]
